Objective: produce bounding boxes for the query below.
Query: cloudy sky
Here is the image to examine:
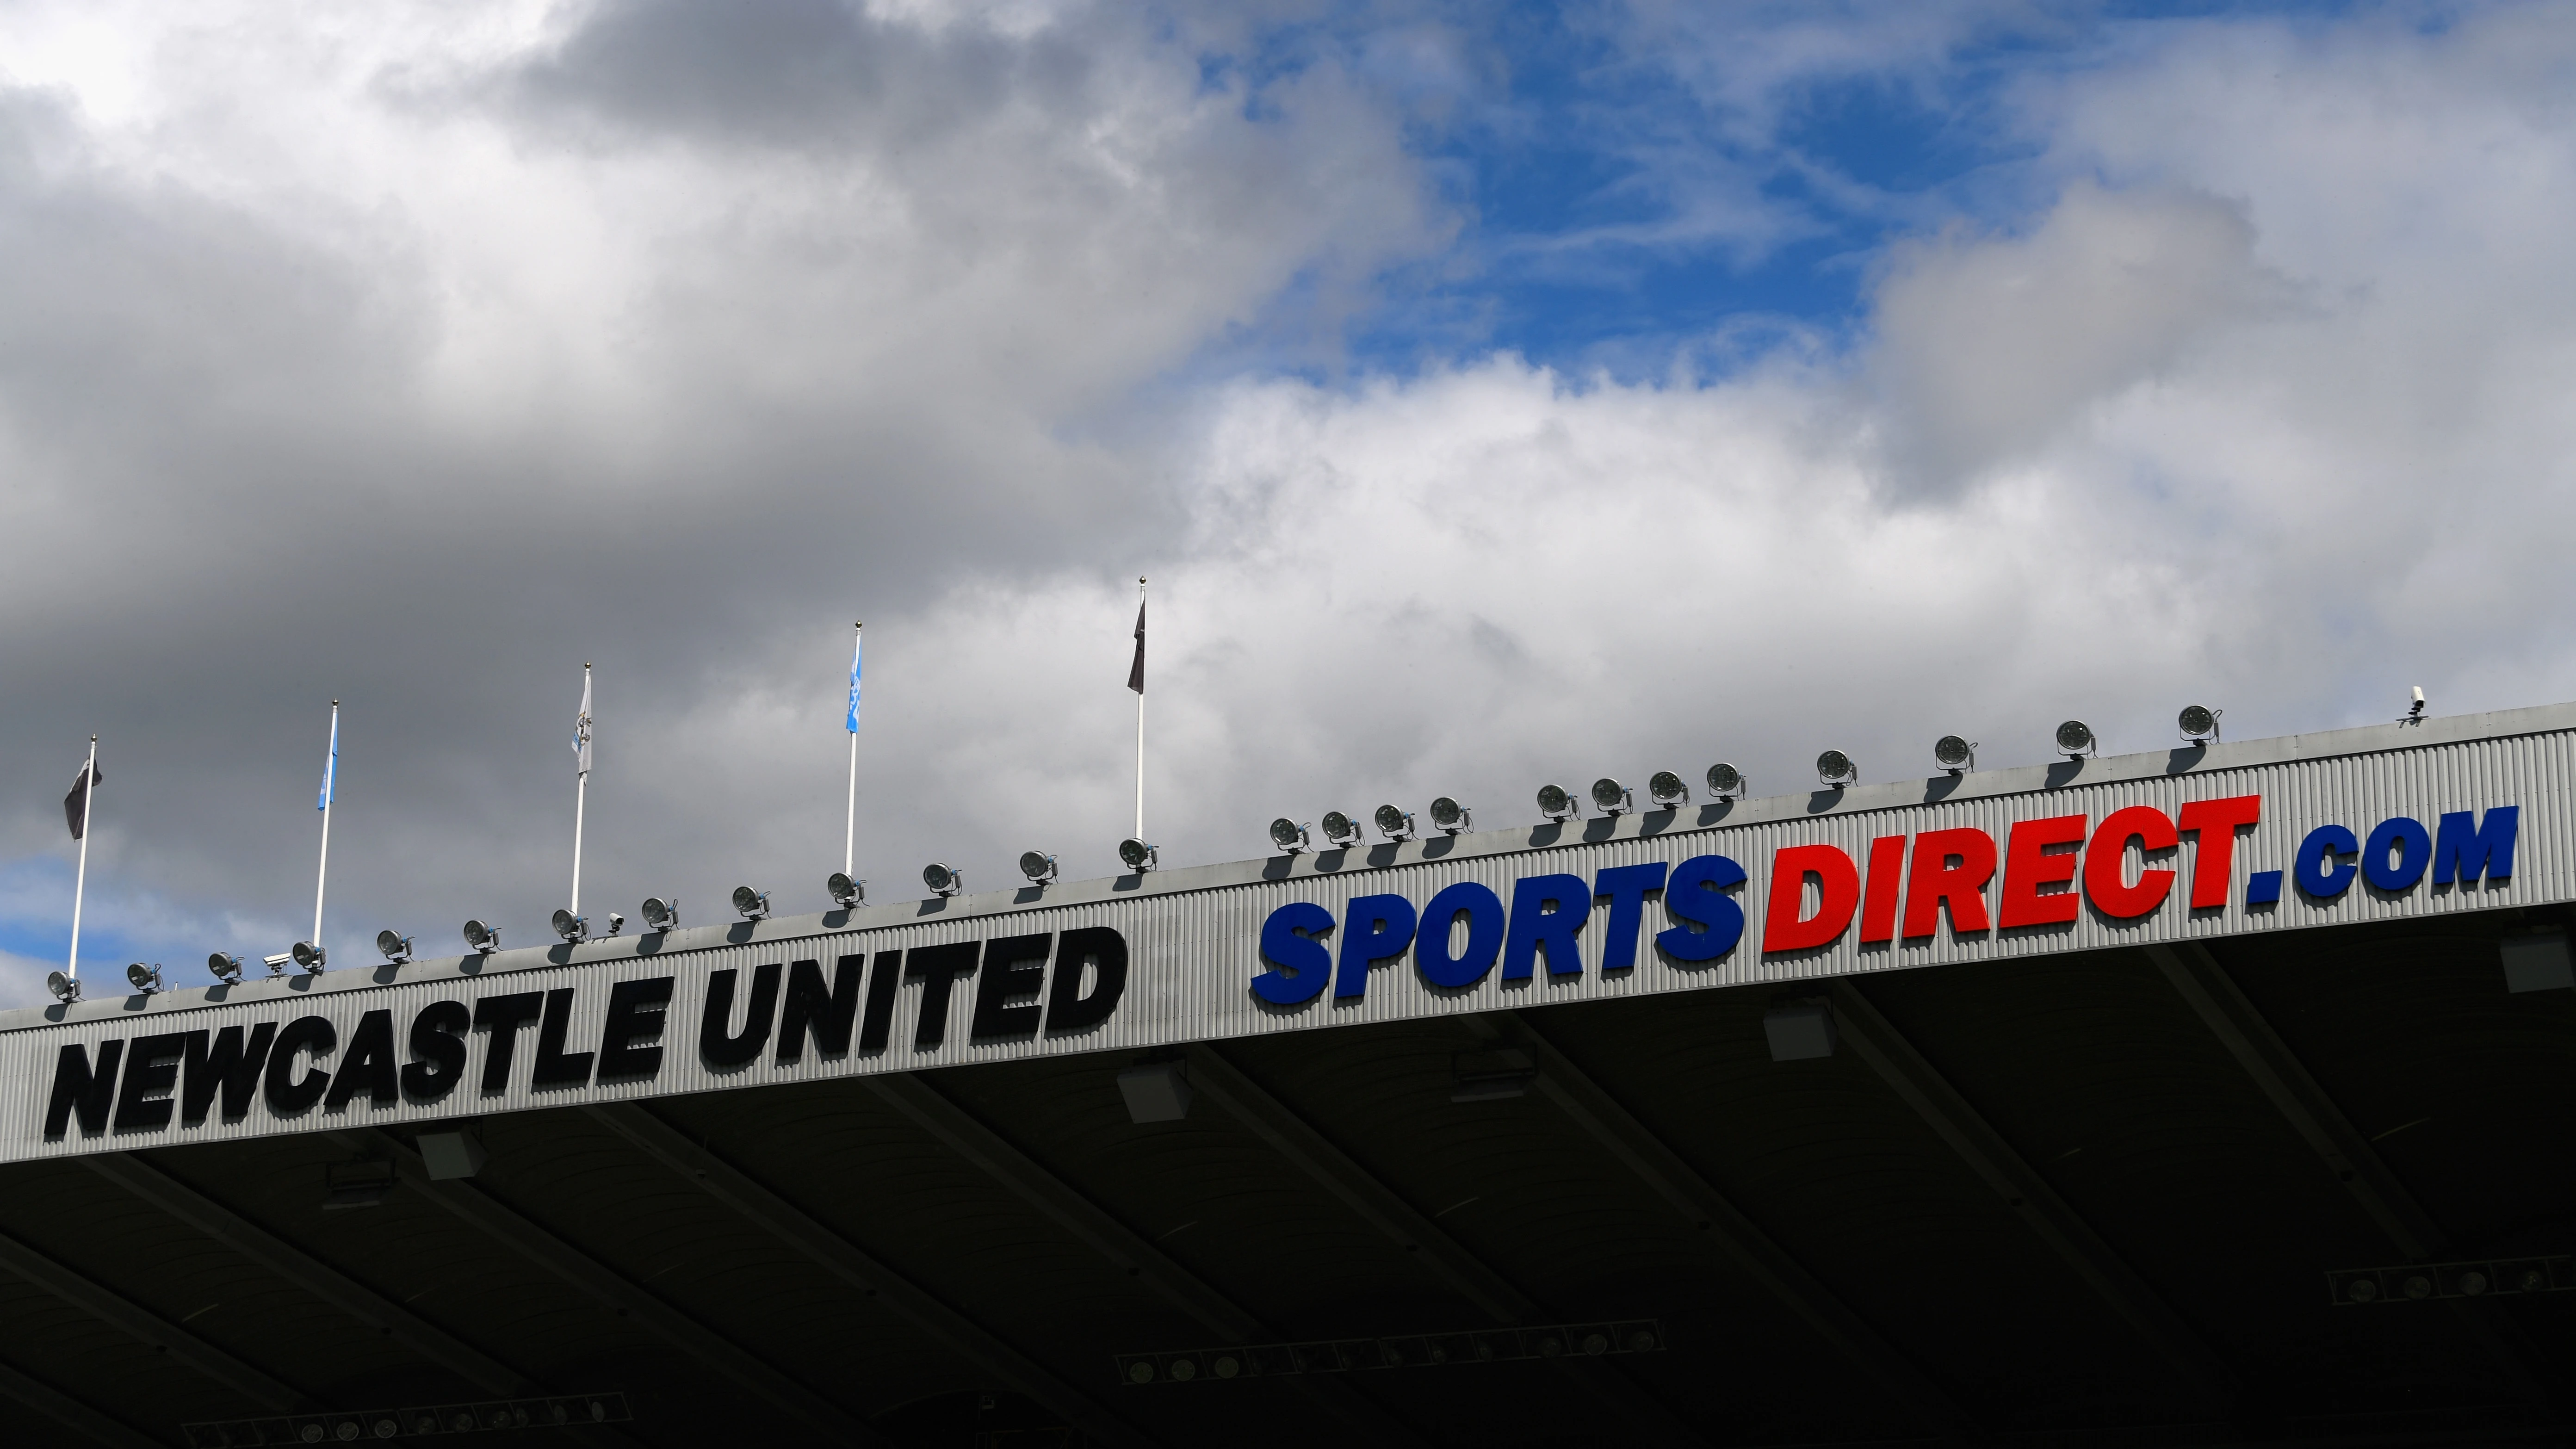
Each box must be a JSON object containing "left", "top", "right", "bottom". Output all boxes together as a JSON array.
[{"left": 2, "top": 0, "right": 2572, "bottom": 1003}]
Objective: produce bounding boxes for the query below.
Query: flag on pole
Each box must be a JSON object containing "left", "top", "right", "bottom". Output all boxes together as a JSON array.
[
  {"left": 62, "top": 759, "right": 100, "bottom": 839},
  {"left": 1127, "top": 591, "right": 1146, "bottom": 695},
  {"left": 318, "top": 706, "right": 339, "bottom": 811},
  {"left": 573, "top": 669, "right": 594, "bottom": 776},
  {"left": 845, "top": 627, "right": 863, "bottom": 732}
]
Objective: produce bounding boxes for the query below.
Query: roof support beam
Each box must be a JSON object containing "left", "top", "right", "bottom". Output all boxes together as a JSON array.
[
  {"left": 862, "top": 1072, "right": 1420, "bottom": 1449},
  {"left": 2143, "top": 941, "right": 2555, "bottom": 1412},
  {"left": 1822, "top": 979, "right": 2236, "bottom": 1417},
  {"left": 0, "top": 1354, "right": 161, "bottom": 1449},
  {"left": 1488, "top": 1012, "right": 1969, "bottom": 1435},
  {"left": 338, "top": 1128, "right": 885, "bottom": 1449},
  {"left": 0, "top": 1228, "right": 308, "bottom": 1414},
  {"left": 580, "top": 1102, "right": 1154, "bottom": 1449},
  {"left": 1179, "top": 1044, "right": 1708, "bottom": 1449},
  {"left": 81, "top": 1153, "right": 529, "bottom": 1397}
]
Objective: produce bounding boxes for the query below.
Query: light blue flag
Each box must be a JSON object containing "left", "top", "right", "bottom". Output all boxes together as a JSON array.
[
  {"left": 845, "top": 627, "right": 862, "bottom": 732},
  {"left": 317, "top": 706, "right": 338, "bottom": 811}
]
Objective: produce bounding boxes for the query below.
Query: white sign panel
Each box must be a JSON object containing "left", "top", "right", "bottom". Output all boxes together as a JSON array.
[{"left": 3, "top": 705, "right": 2563, "bottom": 1164}]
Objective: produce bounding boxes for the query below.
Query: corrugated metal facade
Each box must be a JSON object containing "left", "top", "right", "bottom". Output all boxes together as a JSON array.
[{"left": 5, "top": 704, "right": 2567, "bottom": 1164}]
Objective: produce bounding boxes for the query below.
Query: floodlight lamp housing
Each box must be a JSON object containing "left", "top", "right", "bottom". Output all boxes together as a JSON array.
[
  {"left": 1535, "top": 784, "right": 1578, "bottom": 823},
  {"left": 291, "top": 941, "right": 327, "bottom": 972},
  {"left": 1119, "top": 838, "right": 1158, "bottom": 872},
  {"left": 207, "top": 952, "right": 244, "bottom": 984},
  {"left": 2056, "top": 720, "right": 2097, "bottom": 758},
  {"left": 2178, "top": 704, "right": 2222, "bottom": 743},
  {"left": 923, "top": 862, "right": 962, "bottom": 898},
  {"left": 1269, "top": 817, "right": 1311, "bottom": 855},
  {"left": 641, "top": 896, "right": 678, "bottom": 932},
  {"left": 1647, "top": 771, "right": 1688, "bottom": 809},
  {"left": 1321, "top": 811, "right": 1362, "bottom": 848},
  {"left": 1374, "top": 805, "right": 1415, "bottom": 842},
  {"left": 45, "top": 970, "right": 77, "bottom": 1004},
  {"left": 731, "top": 886, "right": 772, "bottom": 920},
  {"left": 1429, "top": 797, "right": 1471, "bottom": 834},
  {"left": 1816, "top": 750, "right": 1858, "bottom": 788},
  {"left": 1706, "top": 762, "right": 1745, "bottom": 799},
  {"left": 126, "top": 962, "right": 163, "bottom": 994},
  {"left": 462, "top": 920, "right": 498, "bottom": 954},
  {"left": 1933, "top": 735, "right": 1977, "bottom": 774},
  {"left": 827, "top": 873, "right": 865, "bottom": 909},
  {"left": 376, "top": 931, "right": 412, "bottom": 964},
  {"left": 1591, "top": 778, "right": 1633, "bottom": 816},
  {"left": 551, "top": 909, "right": 587, "bottom": 944}
]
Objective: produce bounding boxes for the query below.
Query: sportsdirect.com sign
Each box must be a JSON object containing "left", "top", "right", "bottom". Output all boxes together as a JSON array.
[{"left": 3, "top": 706, "right": 2566, "bottom": 1163}]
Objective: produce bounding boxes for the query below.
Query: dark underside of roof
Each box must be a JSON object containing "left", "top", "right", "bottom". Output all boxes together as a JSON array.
[{"left": 3, "top": 905, "right": 2574, "bottom": 1449}]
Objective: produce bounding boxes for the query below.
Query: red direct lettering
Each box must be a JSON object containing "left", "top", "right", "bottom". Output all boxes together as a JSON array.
[
  {"left": 2084, "top": 805, "right": 2180, "bottom": 918},
  {"left": 2175, "top": 795, "right": 2261, "bottom": 909},
  {"left": 1901, "top": 828, "right": 1996, "bottom": 937},
  {"left": 1997, "top": 815, "right": 2087, "bottom": 929},
  {"left": 1859, "top": 836, "right": 1907, "bottom": 943},
  {"left": 1762, "top": 844, "right": 1861, "bottom": 953}
]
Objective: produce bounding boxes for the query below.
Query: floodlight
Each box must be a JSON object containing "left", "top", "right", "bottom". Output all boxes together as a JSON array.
[
  {"left": 376, "top": 931, "right": 412, "bottom": 964},
  {"left": 1429, "top": 797, "right": 1472, "bottom": 834},
  {"left": 1535, "top": 783, "right": 1577, "bottom": 823},
  {"left": 923, "top": 862, "right": 963, "bottom": 897},
  {"left": 2178, "top": 704, "right": 2221, "bottom": 743},
  {"left": 462, "top": 919, "right": 500, "bottom": 954},
  {"left": 290, "top": 941, "right": 327, "bottom": 972},
  {"left": 1268, "top": 817, "right": 1311, "bottom": 854},
  {"left": 1816, "top": 750, "right": 1858, "bottom": 787},
  {"left": 1647, "top": 771, "right": 1688, "bottom": 810},
  {"left": 1705, "top": 762, "right": 1744, "bottom": 798},
  {"left": 125, "top": 962, "right": 163, "bottom": 994},
  {"left": 827, "top": 873, "right": 865, "bottom": 908},
  {"left": 551, "top": 909, "right": 587, "bottom": 944},
  {"left": 1933, "top": 736, "right": 1976, "bottom": 774},
  {"left": 731, "top": 885, "right": 772, "bottom": 919},
  {"left": 45, "top": 970, "right": 78, "bottom": 1004},
  {"left": 1016, "top": 852, "right": 1058, "bottom": 886},
  {"left": 640, "top": 896, "right": 678, "bottom": 932},
  {"left": 2055, "top": 720, "right": 2096, "bottom": 758},
  {"left": 1119, "top": 838, "right": 1159, "bottom": 872},
  {"left": 208, "top": 952, "right": 244, "bottom": 984},
  {"left": 1374, "top": 805, "right": 1415, "bottom": 842},
  {"left": 1591, "top": 778, "right": 1633, "bottom": 816},
  {"left": 1321, "top": 811, "right": 1362, "bottom": 848}
]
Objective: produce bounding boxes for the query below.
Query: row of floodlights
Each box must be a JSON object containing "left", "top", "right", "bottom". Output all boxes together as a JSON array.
[
  {"left": 43, "top": 707, "right": 2236, "bottom": 1004},
  {"left": 1814, "top": 707, "right": 2221, "bottom": 789}
]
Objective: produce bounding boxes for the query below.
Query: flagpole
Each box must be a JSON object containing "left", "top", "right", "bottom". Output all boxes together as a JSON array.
[
  {"left": 313, "top": 701, "right": 336, "bottom": 950},
  {"left": 572, "top": 663, "right": 590, "bottom": 917},
  {"left": 846, "top": 621, "right": 861, "bottom": 877},
  {"left": 67, "top": 735, "right": 94, "bottom": 983},
  {"left": 1134, "top": 577, "right": 1146, "bottom": 841}
]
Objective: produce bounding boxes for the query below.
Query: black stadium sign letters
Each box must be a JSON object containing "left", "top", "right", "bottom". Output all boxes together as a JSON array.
[{"left": 43, "top": 927, "right": 1127, "bottom": 1140}]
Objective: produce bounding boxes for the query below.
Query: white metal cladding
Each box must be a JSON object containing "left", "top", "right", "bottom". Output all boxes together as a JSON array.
[{"left": 3, "top": 703, "right": 2569, "bottom": 1164}]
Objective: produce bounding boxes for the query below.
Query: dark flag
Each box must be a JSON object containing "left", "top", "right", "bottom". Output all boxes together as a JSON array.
[
  {"left": 63, "top": 760, "right": 100, "bottom": 839},
  {"left": 1127, "top": 588, "right": 1146, "bottom": 695}
]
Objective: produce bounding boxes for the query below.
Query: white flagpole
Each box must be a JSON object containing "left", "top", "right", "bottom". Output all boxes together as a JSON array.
[
  {"left": 572, "top": 663, "right": 591, "bottom": 916},
  {"left": 846, "top": 621, "right": 861, "bottom": 878},
  {"left": 313, "top": 701, "right": 337, "bottom": 950},
  {"left": 67, "top": 735, "right": 95, "bottom": 982},
  {"left": 1134, "top": 577, "right": 1146, "bottom": 841}
]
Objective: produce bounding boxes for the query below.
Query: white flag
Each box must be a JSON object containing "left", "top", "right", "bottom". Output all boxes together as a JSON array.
[{"left": 573, "top": 669, "right": 593, "bottom": 777}]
